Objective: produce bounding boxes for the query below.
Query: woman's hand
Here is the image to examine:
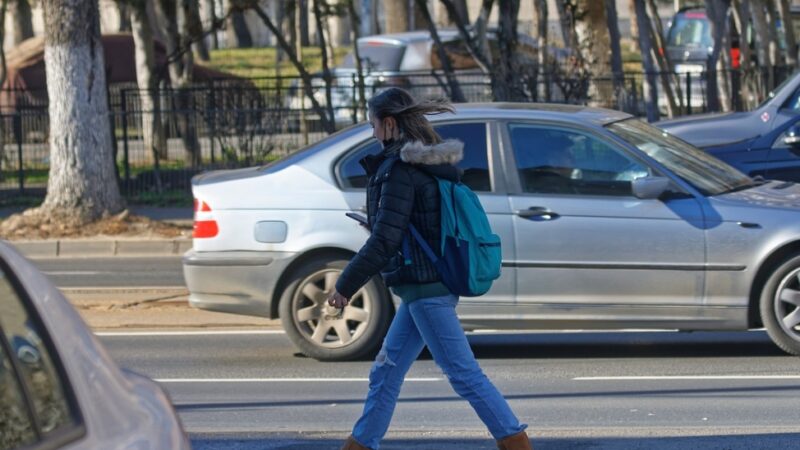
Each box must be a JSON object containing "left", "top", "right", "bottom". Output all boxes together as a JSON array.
[{"left": 327, "top": 290, "right": 349, "bottom": 309}]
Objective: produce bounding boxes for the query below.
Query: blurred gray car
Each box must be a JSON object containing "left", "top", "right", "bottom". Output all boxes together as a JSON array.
[
  {"left": 185, "top": 104, "right": 800, "bottom": 361},
  {"left": 0, "top": 242, "right": 189, "bottom": 449}
]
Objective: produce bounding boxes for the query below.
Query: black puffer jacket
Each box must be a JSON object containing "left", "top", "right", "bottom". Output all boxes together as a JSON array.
[{"left": 335, "top": 138, "right": 463, "bottom": 299}]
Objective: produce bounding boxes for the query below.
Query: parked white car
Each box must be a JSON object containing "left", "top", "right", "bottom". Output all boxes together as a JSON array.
[
  {"left": 185, "top": 103, "right": 800, "bottom": 362},
  {"left": 0, "top": 241, "right": 189, "bottom": 449}
]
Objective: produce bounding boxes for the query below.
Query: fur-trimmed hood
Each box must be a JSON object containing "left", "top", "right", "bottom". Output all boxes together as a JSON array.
[
  {"left": 399, "top": 139, "right": 464, "bottom": 165},
  {"left": 398, "top": 139, "right": 463, "bottom": 182}
]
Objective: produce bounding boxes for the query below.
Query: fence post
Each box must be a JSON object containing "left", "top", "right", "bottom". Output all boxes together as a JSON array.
[
  {"left": 13, "top": 113, "right": 23, "bottom": 195},
  {"left": 120, "top": 89, "right": 131, "bottom": 194},
  {"left": 686, "top": 72, "right": 692, "bottom": 115},
  {"left": 208, "top": 87, "right": 216, "bottom": 164}
]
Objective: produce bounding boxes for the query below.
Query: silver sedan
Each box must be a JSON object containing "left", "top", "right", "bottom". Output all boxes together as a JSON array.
[{"left": 184, "top": 104, "right": 800, "bottom": 361}]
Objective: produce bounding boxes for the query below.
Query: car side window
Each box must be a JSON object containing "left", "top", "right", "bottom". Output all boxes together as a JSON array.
[
  {"left": 338, "top": 122, "right": 491, "bottom": 192},
  {"left": 0, "top": 335, "right": 37, "bottom": 448},
  {"left": 0, "top": 268, "right": 79, "bottom": 446},
  {"left": 339, "top": 140, "right": 382, "bottom": 189},
  {"left": 509, "top": 123, "right": 650, "bottom": 196}
]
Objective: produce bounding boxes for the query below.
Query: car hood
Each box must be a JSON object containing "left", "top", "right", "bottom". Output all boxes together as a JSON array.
[
  {"left": 657, "top": 110, "right": 767, "bottom": 148},
  {"left": 713, "top": 180, "right": 800, "bottom": 209}
]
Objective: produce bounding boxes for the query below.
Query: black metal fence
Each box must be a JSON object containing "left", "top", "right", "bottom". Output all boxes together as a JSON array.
[{"left": 0, "top": 66, "right": 794, "bottom": 204}]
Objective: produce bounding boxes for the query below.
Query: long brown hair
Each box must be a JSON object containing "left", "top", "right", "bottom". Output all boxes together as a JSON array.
[{"left": 367, "top": 88, "right": 455, "bottom": 145}]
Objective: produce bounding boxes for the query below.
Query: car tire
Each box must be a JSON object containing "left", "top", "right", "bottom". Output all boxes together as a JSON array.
[
  {"left": 760, "top": 254, "right": 800, "bottom": 355},
  {"left": 279, "top": 256, "right": 392, "bottom": 361}
]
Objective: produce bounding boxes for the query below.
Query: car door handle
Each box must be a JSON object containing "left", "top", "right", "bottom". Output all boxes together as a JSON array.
[{"left": 515, "top": 207, "right": 559, "bottom": 220}]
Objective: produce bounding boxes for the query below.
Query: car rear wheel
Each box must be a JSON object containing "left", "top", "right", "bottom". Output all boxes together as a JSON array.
[
  {"left": 279, "top": 256, "right": 392, "bottom": 361},
  {"left": 760, "top": 254, "right": 800, "bottom": 355}
]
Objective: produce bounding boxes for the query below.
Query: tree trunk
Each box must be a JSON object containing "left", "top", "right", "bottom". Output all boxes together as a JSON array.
[
  {"left": 155, "top": 0, "right": 201, "bottom": 167},
  {"left": 416, "top": 0, "right": 465, "bottom": 102},
  {"left": 202, "top": 0, "right": 219, "bottom": 49},
  {"left": 575, "top": 0, "right": 613, "bottom": 107},
  {"left": 437, "top": 0, "right": 468, "bottom": 26},
  {"left": 635, "top": 0, "right": 658, "bottom": 122},
  {"left": 131, "top": 0, "right": 167, "bottom": 190},
  {"left": 605, "top": 0, "right": 625, "bottom": 109},
  {"left": 40, "top": 0, "right": 124, "bottom": 221},
  {"left": 227, "top": 9, "right": 253, "bottom": 47},
  {"left": 285, "top": 0, "right": 298, "bottom": 54},
  {"left": 0, "top": 0, "right": 7, "bottom": 183},
  {"left": 777, "top": 0, "right": 797, "bottom": 68},
  {"left": 733, "top": 0, "right": 757, "bottom": 109},
  {"left": 117, "top": 3, "right": 132, "bottom": 31},
  {"left": 647, "top": 0, "right": 681, "bottom": 116},
  {"left": 312, "top": 0, "right": 335, "bottom": 126},
  {"left": 9, "top": 0, "right": 34, "bottom": 45},
  {"left": 493, "top": 0, "right": 523, "bottom": 101},
  {"left": 299, "top": 0, "right": 310, "bottom": 46},
  {"left": 765, "top": 0, "right": 781, "bottom": 69},
  {"left": 347, "top": 0, "right": 367, "bottom": 120},
  {"left": 750, "top": 0, "right": 773, "bottom": 88},
  {"left": 628, "top": 0, "right": 638, "bottom": 49},
  {"left": 384, "top": 0, "right": 409, "bottom": 33},
  {"left": 185, "top": 0, "right": 209, "bottom": 61},
  {"left": 705, "top": 0, "right": 730, "bottom": 112},
  {"left": 440, "top": 0, "right": 492, "bottom": 74},
  {"left": 533, "top": 0, "right": 550, "bottom": 101}
]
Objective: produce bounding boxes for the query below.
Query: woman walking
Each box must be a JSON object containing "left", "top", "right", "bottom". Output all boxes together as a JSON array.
[{"left": 327, "top": 88, "right": 531, "bottom": 450}]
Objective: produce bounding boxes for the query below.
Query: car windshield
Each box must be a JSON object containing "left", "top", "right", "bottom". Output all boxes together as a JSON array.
[
  {"left": 757, "top": 72, "right": 799, "bottom": 109},
  {"left": 667, "top": 12, "right": 712, "bottom": 48},
  {"left": 340, "top": 43, "right": 405, "bottom": 71},
  {"left": 607, "top": 119, "right": 754, "bottom": 196}
]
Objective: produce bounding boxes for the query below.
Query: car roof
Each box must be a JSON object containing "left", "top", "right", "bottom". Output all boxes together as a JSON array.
[
  {"left": 358, "top": 30, "right": 461, "bottom": 46},
  {"left": 444, "top": 103, "right": 632, "bottom": 126}
]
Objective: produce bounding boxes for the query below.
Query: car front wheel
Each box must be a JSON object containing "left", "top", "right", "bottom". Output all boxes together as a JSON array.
[
  {"left": 760, "top": 254, "right": 800, "bottom": 355},
  {"left": 279, "top": 256, "right": 392, "bottom": 361}
]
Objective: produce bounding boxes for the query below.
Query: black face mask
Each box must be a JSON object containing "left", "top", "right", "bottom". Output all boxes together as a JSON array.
[{"left": 381, "top": 137, "right": 396, "bottom": 149}]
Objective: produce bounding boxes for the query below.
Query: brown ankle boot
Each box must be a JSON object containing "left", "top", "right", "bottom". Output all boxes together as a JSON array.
[
  {"left": 340, "top": 435, "right": 370, "bottom": 450},
  {"left": 496, "top": 431, "right": 532, "bottom": 450}
]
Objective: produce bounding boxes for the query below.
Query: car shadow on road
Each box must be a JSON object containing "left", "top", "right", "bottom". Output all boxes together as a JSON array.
[
  {"left": 190, "top": 433, "right": 800, "bottom": 449},
  {"left": 464, "top": 330, "right": 788, "bottom": 359}
]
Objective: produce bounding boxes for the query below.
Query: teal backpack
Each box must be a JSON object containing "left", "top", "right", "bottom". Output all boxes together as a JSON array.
[{"left": 403, "top": 176, "right": 502, "bottom": 297}]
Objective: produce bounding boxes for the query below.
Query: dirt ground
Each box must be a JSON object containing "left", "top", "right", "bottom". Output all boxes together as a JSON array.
[{"left": 0, "top": 208, "right": 191, "bottom": 240}]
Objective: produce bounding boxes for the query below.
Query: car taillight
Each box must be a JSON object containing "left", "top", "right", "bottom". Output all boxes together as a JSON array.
[{"left": 193, "top": 198, "right": 218, "bottom": 238}]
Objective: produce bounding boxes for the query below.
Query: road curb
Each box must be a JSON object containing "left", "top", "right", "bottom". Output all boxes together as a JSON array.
[{"left": 11, "top": 238, "right": 192, "bottom": 258}]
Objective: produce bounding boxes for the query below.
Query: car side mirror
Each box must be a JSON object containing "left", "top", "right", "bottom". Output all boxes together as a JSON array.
[
  {"left": 783, "top": 125, "right": 800, "bottom": 148},
  {"left": 632, "top": 176, "right": 670, "bottom": 200}
]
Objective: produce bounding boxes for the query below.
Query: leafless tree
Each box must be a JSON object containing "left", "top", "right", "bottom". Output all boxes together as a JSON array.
[
  {"left": 127, "top": 0, "right": 166, "bottom": 193},
  {"left": 346, "top": 0, "right": 367, "bottom": 119},
  {"left": 226, "top": 1, "right": 253, "bottom": 47},
  {"left": 574, "top": 1, "right": 614, "bottom": 107},
  {"left": 706, "top": 0, "right": 733, "bottom": 112},
  {"left": 9, "top": 0, "right": 34, "bottom": 45},
  {"left": 750, "top": 0, "right": 775, "bottom": 88},
  {"left": 605, "top": 0, "right": 625, "bottom": 109},
  {"left": 38, "top": 0, "right": 125, "bottom": 222},
  {"left": 312, "top": 0, "right": 335, "bottom": 125},
  {"left": 246, "top": 1, "right": 336, "bottom": 133},
  {"left": 635, "top": 0, "right": 658, "bottom": 121},
  {"left": 385, "top": 0, "right": 410, "bottom": 33},
  {"left": 532, "top": 0, "right": 550, "bottom": 101},
  {"left": 776, "top": 0, "right": 798, "bottom": 68},
  {"left": 417, "top": 0, "right": 466, "bottom": 102}
]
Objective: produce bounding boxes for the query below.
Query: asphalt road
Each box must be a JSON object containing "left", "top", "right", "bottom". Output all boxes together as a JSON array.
[
  {"left": 98, "top": 329, "right": 800, "bottom": 449},
  {"left": 32, "top": 256, "right": 185, "bottom": 288}
]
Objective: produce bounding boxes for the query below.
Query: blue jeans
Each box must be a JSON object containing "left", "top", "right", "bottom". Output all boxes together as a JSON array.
[{"left": 351, "top": 294, "right": 526, "bottom": 449}]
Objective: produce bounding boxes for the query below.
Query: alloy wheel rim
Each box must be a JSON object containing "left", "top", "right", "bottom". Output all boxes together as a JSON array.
[
  {"left": 774, "top": 268, "right": 800, "bottom": 342},
  {"left": 292, "top": 269, "right": 371, "bottom": 349}
]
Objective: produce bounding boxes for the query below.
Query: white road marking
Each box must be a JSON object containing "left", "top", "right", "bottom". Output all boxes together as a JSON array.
[
  {"left": 155, "top": 377, "right": 443, "bottom": 383},
  {"left": 45, "top": 271, "right": 102, "bottom": 275},
  {"left": 95, "top": 330, "right": 285, "bottom": 336},
  {"left": 574, "top": 375, "right": 800, "bottom": 381}
]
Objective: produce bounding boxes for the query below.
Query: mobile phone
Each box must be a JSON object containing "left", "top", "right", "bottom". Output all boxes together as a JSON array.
[{"left": 345, "top": 212, "right": 368, "bottom": 225}]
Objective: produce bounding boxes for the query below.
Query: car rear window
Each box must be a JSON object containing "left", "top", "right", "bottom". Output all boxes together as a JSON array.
[
  {"left": 667, "top": 11, "right": 712, "bottom": 48},
  {"left": 340, "top": 42, "right": 405, "bottom": 71}
]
